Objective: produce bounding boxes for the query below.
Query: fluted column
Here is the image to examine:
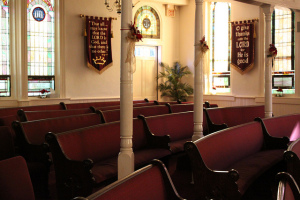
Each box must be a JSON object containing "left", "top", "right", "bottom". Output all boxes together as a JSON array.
[
  {"left": 118, "top": 0, "right": 134, "bottom": 179},
  {"left": 262, "top": 5, "right": 274, "bottom": 118},
  {"left": 193, "top": 0, "right": 204, "bottom": 141}
]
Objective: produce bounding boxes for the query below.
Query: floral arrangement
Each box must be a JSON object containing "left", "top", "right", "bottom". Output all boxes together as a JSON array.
[
  {"left": 276, "top": 87, "right": 283, "bottom": 97},
  {"left": 127, "top": 22, "right": 142, "bottom": 42},
  {"left": 267, "top": 44, "right": 277, "bottom": 58},
  {"left": 40, "top": 89, "right": 49, "bottom": 94},
  {"left": 200, "top": 36, "right": 209, "bottom": 54},
  {"left": 212, "top": 86, "right": 216, "bottom": 90}
]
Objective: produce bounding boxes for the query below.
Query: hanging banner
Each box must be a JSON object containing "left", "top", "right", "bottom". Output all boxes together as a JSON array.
[
  {"left": 85, "top": 16, "right": 113, "bottom": 74},
  {"left": 231, "top": 19, "right": 257, "bottom": 74}
]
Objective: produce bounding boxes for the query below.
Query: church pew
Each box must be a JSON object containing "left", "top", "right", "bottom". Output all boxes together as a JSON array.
[
  {"left": 255, "top": 114, "right": 300, "bottom": 143},
  {"left": 98, "top": 104, "right": 171, "bottom": 123},
  {"left": 0, "top": 156, "right": 35, "bottom": 200},
  {"left": 12, "top": 113, "right": 103, "bottom": 163},
  {"left": 138, "top": 111, "right": 197, "bottom": 154},
  {"left": 184, "top": 121, "right": 289, "bottom": 199},
  {"left": 0, "top": 102, "right": 66, "bottom": 118},
  {"left": 204, "top": 105, "right": 265, "bottom": 134},
  {"left": 276, "top": 172, "right": 300, "bottom": 200},
  {"left": 168, "top": 103, "right": 194, "bottom": 113},
  {"left": 283, "top": 138, "right": 300, "bottom": 187},
  {"left": 73, "top": 159, "right": 185, "bottom": 200},
  {"left": 17, "top": 107, "right": 95, "bottom": 122},
  {"left": 65, "top": 99, "right": 149, "bottom": 110},
  {"left": 45, "top": 118, "right": 172, "bottom": 200}
]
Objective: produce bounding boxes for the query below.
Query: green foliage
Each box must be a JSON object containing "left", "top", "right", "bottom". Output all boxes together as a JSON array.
[{"left": 157, "top": 62, "right": 193, "bottom": 102}]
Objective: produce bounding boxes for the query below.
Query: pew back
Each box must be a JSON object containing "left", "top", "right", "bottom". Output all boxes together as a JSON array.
[{"left": 0, "top": 126, "right": 15, "bottom": 160}]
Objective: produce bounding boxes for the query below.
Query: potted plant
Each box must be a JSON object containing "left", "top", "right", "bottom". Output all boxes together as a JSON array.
[{"left": 157, "top": 62, "right": 193, "bottom": 102}]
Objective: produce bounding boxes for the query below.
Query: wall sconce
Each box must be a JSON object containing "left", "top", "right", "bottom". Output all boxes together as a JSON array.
[{"left": 104, "top": 0, "right": 121, "bottom": 14}]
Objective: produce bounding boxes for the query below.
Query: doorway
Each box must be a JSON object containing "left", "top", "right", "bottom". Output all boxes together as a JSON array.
[{"left": 134, "top": 46, "right": 158, "bottom": 101}]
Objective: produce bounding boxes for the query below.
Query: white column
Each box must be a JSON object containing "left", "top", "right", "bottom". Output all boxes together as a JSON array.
[
  {"left": 193, "top": 0, "right": 204, "bottom": 141},
  {"left": 118, "top": 0, "right": 134, "bottom": 179},
  {"left": 262, "top": 5, "right": 274, "bottom": 118}
]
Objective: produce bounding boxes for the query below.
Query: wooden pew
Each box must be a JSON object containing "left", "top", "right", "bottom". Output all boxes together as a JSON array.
[
  {"left": 0, "top": 156, "right": 35, "bottom": 200},
  {"left": 0, "top": 102, "right": 66, "bottom": 118},
  {"left": 255, "top": 114, "right": 300, "bottom": 143},
  {"left": 184, "top": 121, "right": 289, "bottom": 199},
  {"left": 99, "top": 104, "right": 171, "bottom": 123},
  {"left": 12, "top": 113, "right": 103, "bottom": 163},
  {"left": 45, "top": 118, "right": 172, "bottom": 199},
  {"left": 204, "top": 105, "right": 265, "bottom": 134},
  {"left": 18, "top": 107, "right": 95, "bottom": 122},
  {"left": 138, "top": 111, "right": 196, "bottom": 154},
  {"left": 276, "top": 172, "right": 300, "bottom": 200},
  {"left": 73, "top": 159, "right": 185, "bottom": 200},
  {"left": 65, "top": 99, "right": 149, "bottom": 110}
]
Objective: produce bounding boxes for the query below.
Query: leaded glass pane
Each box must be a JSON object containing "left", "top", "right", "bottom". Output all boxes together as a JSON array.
[
  {"left": 0, "top": 0, "right": 10, "bottom": 97},
  {"left": 272, "top": 8, "right": 295, "bottom": 93},
  {"left": 27, "top": 0, "right": 55, "bottom": 96},
  {"left": 134, "top": 6, "right": 160, "bottom": 39},
  {"left": 210, "top": 2, "right": 231, "bottom": 93}
]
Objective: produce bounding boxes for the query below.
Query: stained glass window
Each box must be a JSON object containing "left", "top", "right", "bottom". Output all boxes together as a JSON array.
[
  {"left": 272, "top": 8, "right": 295, "bottom": 94},
  {"left": 0, "top": 0, "right": 10, "bottom": 97},
  {"left": 134, "top": 6, "right": 160, "bottom": 39},
  {"left": 27, "top": 0, "right": 54, "bottom": 96},
  {"left": 210, "top": 2, "right": 231, "bottom": 93}
]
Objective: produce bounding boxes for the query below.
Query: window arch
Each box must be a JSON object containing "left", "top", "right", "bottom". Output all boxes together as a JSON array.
[
  {"left": 134, "top": 5, "right": 160, "bottom": 39},
  {"left": 272, "top": 8, "right": 295, "bottom": 94}
]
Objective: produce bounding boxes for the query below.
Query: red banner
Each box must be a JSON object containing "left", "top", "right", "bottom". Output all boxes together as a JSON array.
[
  {"left": 231, "top": 20, "right": 256, "bottom": 74},
  {"left": 86, "top": 16, "right": 112, "bottom": 73}
]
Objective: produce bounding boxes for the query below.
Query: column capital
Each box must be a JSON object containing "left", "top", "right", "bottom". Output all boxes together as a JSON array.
[
  {"left": 195, "top": 0, "right": 204, "bottom": 4},
  {"left": 261, "top": 4, "right": 274, "bottom": 15}
]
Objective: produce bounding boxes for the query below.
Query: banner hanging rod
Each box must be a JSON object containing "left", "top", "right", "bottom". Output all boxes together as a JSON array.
[{"left": 80, "top": 14, "right": 117, "bottom": 20}]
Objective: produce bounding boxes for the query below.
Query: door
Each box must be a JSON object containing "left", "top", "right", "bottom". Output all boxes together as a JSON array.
[{"left": 134, "top": 46, "right": 158, "bottom": 101}]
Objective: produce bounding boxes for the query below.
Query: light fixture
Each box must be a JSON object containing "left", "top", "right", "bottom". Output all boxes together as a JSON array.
[
  {"left": 104, "top": 1, "right": 139, "bottom": 14},
  {"left": 104, "top": 0, "right": 121, "bottom": 14}
]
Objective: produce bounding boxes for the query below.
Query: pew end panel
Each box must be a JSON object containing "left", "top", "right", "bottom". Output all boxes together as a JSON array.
[
  {"left": 46, "top": 132, "right": 96, "bottom": 200},
  {"left": 255, "top": 117, "right": 290, "bottom": 150},
  {"left": 137, "top": 115, "right": 171, "bottom": 150},
  {"left": 184, "top": 141, "right": 241, "bottom": 200},
  {"left": 276, "top": 172, "right": 300, "bottom": 200},
  {"left": 204, "top": 108, "right": 228, "bottom": 134}
]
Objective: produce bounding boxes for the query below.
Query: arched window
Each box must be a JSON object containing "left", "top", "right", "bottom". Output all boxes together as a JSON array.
[
  {"left": 134, "top": 5, "right": 160, "bottom": 39},
  {"left": 272, "top": 8, "right": 295, "bottom": 94},
  {"left": 27, "top": 0, "right": 55, "bottom": 96},
  {"left": 0, "top": 0, "right": 10, "bottom": 96},
  {"left": 210, "top": 2, "right": 231, "bottom": 93}
]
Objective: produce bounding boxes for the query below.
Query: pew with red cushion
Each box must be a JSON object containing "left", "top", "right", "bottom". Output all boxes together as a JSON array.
[
  {"left": 99, "top": 104, "right": 171, "bottom": 123},
  {"left": 255, "top": 114, "right": 300, "bottom": 143},
  {"left": 204, "top": 105, "right": 265, "bottom": 134},
  {"left": 0, "top": 156, "right": 35, "bottom": 200},
  {"left": 45, "top": 118, "right": 172, "bottom": 199},
  {"left": 73, "top": 159, "right": 185, "bottom": 200},
  {"left": 18, "top": 107, "right": 95, "bottom": 122},
  {"left": 276, "top": 172, "right": 300, "bottom": 200},
  {"left": 184, "top": 121, "right": 289, "bottom": 199}
]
